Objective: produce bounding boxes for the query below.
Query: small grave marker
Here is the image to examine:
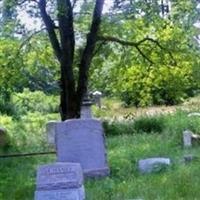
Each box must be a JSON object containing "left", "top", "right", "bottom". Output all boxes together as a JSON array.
[
  {"left": 183, "top": 130, "right": 200, "bottom": 147},
  {"left": 35, "top": 162, "right": 85, "bottom": 200},
  {"left": 46, "top": 121, "right": 59, "bottom": 146},
  {"left": 138, "top": 157, "right": 171, "bottom": 174}
]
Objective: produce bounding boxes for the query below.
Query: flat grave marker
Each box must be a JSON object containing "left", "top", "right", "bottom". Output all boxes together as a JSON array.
[{"left": 35, "top": 162, "right": 85, "bottom": 200}]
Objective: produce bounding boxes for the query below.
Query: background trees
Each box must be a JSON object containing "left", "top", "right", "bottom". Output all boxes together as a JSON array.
[{"left": 0, "top": 0, "right": 200, "bottom": 116}]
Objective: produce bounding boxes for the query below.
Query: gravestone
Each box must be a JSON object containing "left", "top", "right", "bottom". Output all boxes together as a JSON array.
[
  {"left": 92, "top": 91, "right": 102, "bottom": 108},
  {"left": 183, "top": 130, "right": 200, "bottom": 147},
  {"left": 46, "top": 121, "right": 59, "bottom": 146},
  {"left": 138, "top": 157, "right": 171, "bottom": 174},
  {"left": 188, "top": 112, "right": 200, "bottom": 117},
  {"left": 55, "top": 119, "right": 109, "bottom": 177},
  {"left": 80, "top": 101, "right": 93, "bottom": 119},
  {"left": 35, "top": 162, "right": 85, "bottom": 200},
  {"left": 183, "top": 130, "right": 192, "bottom": 147}
]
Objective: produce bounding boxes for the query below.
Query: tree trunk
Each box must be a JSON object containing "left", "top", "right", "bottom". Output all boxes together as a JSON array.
[
  {"left": 39, "top": 0, "right": 104, "bottom": 120},
  {"left": 76, "top": 0, "right": 105, "bottom": 114},
  {"left": 59, "top": 56, "right": 77, "bottom": 120}
]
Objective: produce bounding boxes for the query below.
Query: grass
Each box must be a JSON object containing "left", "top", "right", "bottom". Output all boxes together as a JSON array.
[
  {"left": 1, "top": 96, "right": 200, "bottom": 199},
  {"left": 1, "top": 133, "right": 200, "bottom": 199}
]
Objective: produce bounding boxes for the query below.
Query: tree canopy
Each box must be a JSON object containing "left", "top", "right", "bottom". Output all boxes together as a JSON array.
[{"left": 0, "top": 0, "right": 200, "bottom": 117}]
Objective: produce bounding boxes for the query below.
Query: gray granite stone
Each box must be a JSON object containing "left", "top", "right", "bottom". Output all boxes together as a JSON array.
[
  {"left": 46, "top": 121, "right": 59, "bottom": 146},
  {"left": 55, "top": 119, "right": 109, "bottom": 177},
  {"left": 36, "top": 162, "right": 83, "bottom": 190},
  {"left": 183, "top": 130, "right": 192, "bottom": 147},
  {"left": 138, "top": 157, "right": 171, "bottom": 174},
  {"left": 35, "top": 186, "right": 85, "bottom": 200},
  {"left": 80, "top": 103, "right": 92, "bottom": 119},
  {"left": 92, "top": 91, "right": 102, "bottom": 108}
]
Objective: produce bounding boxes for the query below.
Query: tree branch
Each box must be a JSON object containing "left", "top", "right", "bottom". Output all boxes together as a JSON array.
[
  {"left": 72, "top": 0, "right": 78, "bottom": 9},
  {"left": 97, "top": 36, "right": 154, "bottom": 63},
  {"left": 17, "top": 0, "right": 38, "bottom": 6},
  {"left": 19, "top": 28, "right": 46, "bottom": 50},
  {"left": 38, "top": 0, "right": 62, "bottom": 61},
  {"left": 97, "top": 35, "right": 176, "bottom": 65},
  {"left": 77, "top": 0, "right": 105, "bottom": 114},
  {"left": 57, "top": 0, "right": 75, "bottom": 64}
]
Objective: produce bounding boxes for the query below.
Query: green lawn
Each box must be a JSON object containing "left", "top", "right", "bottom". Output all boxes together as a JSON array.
[
  {"left": 1, "top": 132, "right": 200, "bottom": 199},
  {"left": 1, "top": 98, "right": 200, "bottom": 199}
]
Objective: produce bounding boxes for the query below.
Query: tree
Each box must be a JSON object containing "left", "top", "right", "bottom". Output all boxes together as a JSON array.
[
  {"left": 1, "top": 0, "right": 199, "bottom": 118},
  {"left": 38, "top": 0, "right": 173, "bottom": 120},
  {"left": 38, "top": 0, "right": 105, "bottom": 120}
]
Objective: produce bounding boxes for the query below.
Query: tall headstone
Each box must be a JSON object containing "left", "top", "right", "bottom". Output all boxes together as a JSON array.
[
  {"left": 55, "top": 119, "right": 109, "bottom": 177},
  {"left": 35, "top": 162, "right": 85, "bottom": 200}
]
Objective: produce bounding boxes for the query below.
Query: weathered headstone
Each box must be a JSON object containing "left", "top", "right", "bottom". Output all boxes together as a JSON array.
[
  {"left": 183, "top": 130, "right": 200, "bottom": 147},
  {"left": 46, "top": 121, "right": 59, "bottom": 146},
  {"left": 35, "top": 188, "right": 85, "bottom": 200},
  {"left": 80, "top": 101, "right": 93, "bottom": 119},
  {"left": 138, "top": 157, "right": 171, "bottom": 174},
  {"left": 183, "top": 130, "right": 192, "bottom": 147},
  {"left": 188, "top": 112, "right": 200, "bottom": 117},
  {"left": 92, "top": 91, "right": 102, "bottom": 108},
  {"left": 55, "top": 119, "right": 109, "bottom": 177},
  {"left": 35, "top": 162, "right": 85, "bottom": 200}
]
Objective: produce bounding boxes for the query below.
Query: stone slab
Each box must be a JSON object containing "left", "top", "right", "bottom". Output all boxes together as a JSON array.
[
  {"left": 183, "top": 130, "right": 192, "bottom": 147},
  {"left": 138, "top": 157, "right": 171, "bottom": 174},
  {"left": 35, "top": 186, "right": 85, "bottom": 200},
  {"left": 55, "top": 119, "right": 109, "bottom": 177},
  {"left": 46, "top": 121, "right": 59, "bottom": 145},
  {"left": 36, "top": 162, "right": 83, "bottom": 190},
  {"left": 80, "top": 105, "right": 92, "bottom": 119}
]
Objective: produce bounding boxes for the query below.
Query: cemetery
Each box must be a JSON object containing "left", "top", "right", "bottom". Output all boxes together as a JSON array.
[
  {"left": 1, "top": 97, "right": 200, "bottom": 199},
  {"left": 1, "top": 0, "right": 200, "bottom": 199}
]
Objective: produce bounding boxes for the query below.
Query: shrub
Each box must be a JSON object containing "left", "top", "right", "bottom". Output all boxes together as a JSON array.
[
  {"left": 133, "top": 115, "right": 165, "bottom": 133},
  {"left": 117, "top": 64, "right": 194, "bottom": 107},
  {"left": 12, "top": 88, "right": 59, "bottom": 115},
  {"left": 103, "top": 121, "right": 135, "bottom": 136}
]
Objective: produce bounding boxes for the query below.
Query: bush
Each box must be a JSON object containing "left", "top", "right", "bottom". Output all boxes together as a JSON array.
[
  {"left": 117, "top": 64, "right": 194, "bottom": 107},
  {"left": 0, "top": 112, "right": 59, "bottom": 152},
  {"left": 103, "top": 121, "right": 135, "bottom": 136},
  {"left": 134, "top": 115, "right": 165, "bottom": 133},
  {"left": 12, "top": 89, "right": 59, "bottom": 115}
]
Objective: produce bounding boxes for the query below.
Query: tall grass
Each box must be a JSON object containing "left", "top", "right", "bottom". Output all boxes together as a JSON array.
[{"left": 1, "top": 95, "right": 200, "bottom": 199}]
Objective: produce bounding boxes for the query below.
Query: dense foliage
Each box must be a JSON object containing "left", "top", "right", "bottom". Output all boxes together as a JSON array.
[
  {"left": 90, "top": 0, "right": 200, "bottom": 106},
  {"left": 0, "top": 0, "right": 200, "bottom": 115}
]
